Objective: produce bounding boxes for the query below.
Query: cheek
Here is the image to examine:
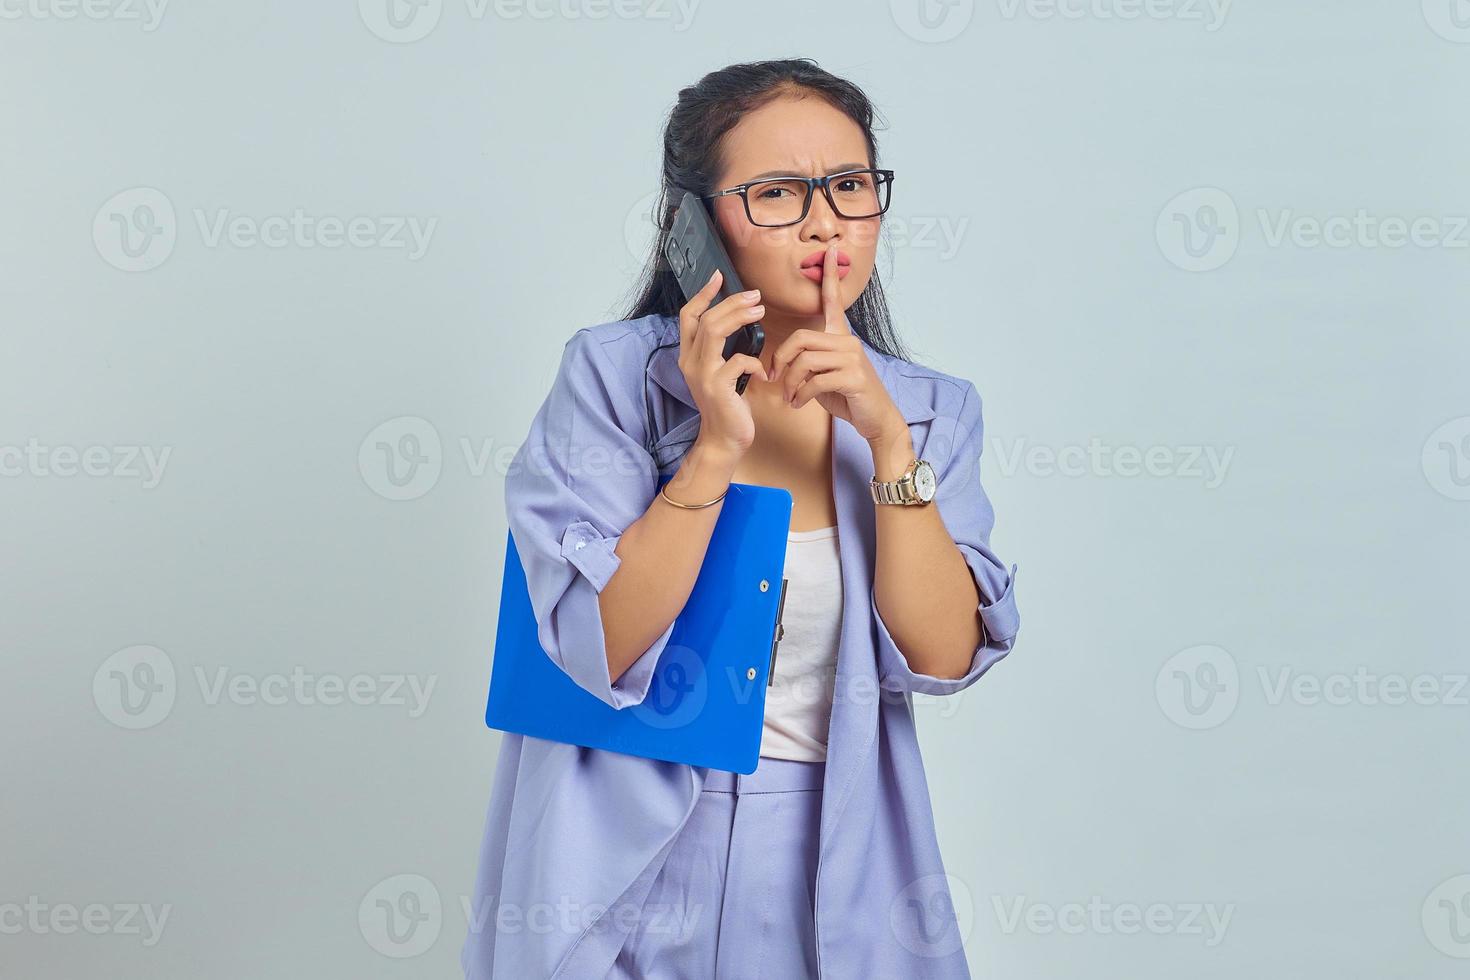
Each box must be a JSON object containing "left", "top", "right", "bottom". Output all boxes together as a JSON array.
[
  {"left": 842, "top": 265, "right": 875, "bottom": 301},
  {"left": 718, "top": 219, "right": 792, "bottom": 280},
  {"left": 849, "top": 220, "right": 882, "bottom": 264}
]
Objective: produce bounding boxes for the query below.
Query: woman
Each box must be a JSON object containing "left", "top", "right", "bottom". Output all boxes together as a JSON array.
[{"left": 463, "top": 58, "right": 1020, "bottom": 979}]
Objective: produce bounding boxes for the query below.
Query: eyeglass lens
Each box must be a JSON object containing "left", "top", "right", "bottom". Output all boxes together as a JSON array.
[{"left": 744, "top": 171, "right": 889, "bottom": 227}]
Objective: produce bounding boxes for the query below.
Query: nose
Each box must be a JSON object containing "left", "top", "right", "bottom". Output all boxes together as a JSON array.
[{"left": 800, "top": 184, "right": 842, "bottom": 242}]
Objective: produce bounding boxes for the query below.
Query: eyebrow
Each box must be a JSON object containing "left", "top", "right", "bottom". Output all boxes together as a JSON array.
[{"left": 746, "top": 163, "right": 871, "bottom": 181}]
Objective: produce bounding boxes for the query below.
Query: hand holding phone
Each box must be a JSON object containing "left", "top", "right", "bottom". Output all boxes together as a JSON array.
[
  {"left": 672, "top": 267, "right": 768, "bottom": 457},
  {"left": 664, "top": 189, "right": 765, "bottom": 395}
]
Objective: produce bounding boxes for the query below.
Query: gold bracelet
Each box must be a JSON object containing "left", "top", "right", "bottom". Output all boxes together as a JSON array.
[{"left": 659, "top": 483, "right": 729, "bottom": 509}]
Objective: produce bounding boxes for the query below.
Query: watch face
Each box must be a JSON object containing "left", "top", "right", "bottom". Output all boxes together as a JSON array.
[{"left": 914, "top": 461, "right": 937, "bottom": 502}]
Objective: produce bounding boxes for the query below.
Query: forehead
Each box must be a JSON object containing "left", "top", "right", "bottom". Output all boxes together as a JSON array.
[{"left": 716, "top": 94, "right": 870, "bottom": 183}]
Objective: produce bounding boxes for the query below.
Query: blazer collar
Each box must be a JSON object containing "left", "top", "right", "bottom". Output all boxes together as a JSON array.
[{"left": 646, "top": 313, "right": 937, "bottom": 425}]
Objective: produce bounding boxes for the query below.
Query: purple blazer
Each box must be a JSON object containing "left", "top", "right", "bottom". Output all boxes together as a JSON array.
[{"left": 462, "top": 312, "right": 1020, "bottom": 979}]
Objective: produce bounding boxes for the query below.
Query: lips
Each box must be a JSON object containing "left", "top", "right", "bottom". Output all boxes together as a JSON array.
[
  {"left": 799, "top": 248, "right": 851, "bottom": 282},
  {"left": 800, "top": 249, "right": 851, "bottom": 269}
]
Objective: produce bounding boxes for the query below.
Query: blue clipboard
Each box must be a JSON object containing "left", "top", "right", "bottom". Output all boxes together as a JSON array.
[{"left": 485, "top": 479, "right": 793, "bottom": 774}]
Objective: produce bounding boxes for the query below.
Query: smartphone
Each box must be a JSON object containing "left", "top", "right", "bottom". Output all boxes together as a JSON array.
[{"left": 664, "top": 188, "right": 765, "bottom": 395}]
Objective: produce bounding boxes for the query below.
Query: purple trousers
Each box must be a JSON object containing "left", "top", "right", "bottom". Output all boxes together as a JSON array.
[{"left": 605, "top": 755, "right": 825, "bottom": 979}]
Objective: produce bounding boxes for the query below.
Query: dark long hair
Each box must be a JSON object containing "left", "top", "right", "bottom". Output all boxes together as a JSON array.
[{"left": 620, "top": 58, "right": 913, "bottom": 363}]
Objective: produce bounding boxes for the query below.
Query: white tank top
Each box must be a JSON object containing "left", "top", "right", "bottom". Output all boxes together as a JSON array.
[{"left": 759, "top": 524, "right": 843, "bottom": 762}]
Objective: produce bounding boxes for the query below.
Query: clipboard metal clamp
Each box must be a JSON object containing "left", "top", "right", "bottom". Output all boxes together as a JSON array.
[{"left": 766, "top": 577, "right": 789, "bottom": 687}]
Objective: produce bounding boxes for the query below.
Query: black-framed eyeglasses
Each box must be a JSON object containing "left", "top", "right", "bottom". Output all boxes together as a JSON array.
[{"left": 701, "top": 168, "right": 895, "bottom": 228}]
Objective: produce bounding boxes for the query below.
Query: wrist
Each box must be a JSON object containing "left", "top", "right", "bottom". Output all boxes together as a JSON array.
[
  {"left": 688, "top": 434, "right": 744, "bottom": 473},
  {"left": 868, "top": 426, "right": 915, "bottom": 482},
  {"left": 666, "top": 436, "right": 739, "bottom": 501}
]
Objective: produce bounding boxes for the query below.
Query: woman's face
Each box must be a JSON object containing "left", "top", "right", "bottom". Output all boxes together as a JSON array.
[{"left": 708, "top": 95, "right": 881, "bottom": 334}]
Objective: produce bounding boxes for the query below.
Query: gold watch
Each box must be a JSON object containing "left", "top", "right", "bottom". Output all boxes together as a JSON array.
[{"left": 870, "top": 458, "right": 936, "bottom": 506}]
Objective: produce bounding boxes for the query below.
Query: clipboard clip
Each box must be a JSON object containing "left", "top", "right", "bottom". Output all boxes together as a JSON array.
[{"left": 767, "top": 577, "right": 789, "bottom": 687}]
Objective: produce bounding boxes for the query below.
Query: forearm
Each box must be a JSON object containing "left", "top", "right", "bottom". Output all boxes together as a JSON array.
[
  {"left": 598, "top": 437, "right": 739, "bottom": 684},
  {"left": 869, "top": 429, "right": 985, "bottom": 680}
]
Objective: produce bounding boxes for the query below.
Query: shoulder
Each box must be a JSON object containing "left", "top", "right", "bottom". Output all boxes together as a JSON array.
[
  {"left": 563, "top": 313, "right": 673, "bottom": 375},
  {"left": 548, "top": 314, "right": 673, "bottom": 434}
]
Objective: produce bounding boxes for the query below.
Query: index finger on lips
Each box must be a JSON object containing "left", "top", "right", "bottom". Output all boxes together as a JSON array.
[{"left": 821, "top": 243, "right": 843, "bottom": 333}]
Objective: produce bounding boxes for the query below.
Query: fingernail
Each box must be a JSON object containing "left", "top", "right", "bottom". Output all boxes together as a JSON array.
[
  {"left": 743, "top": 289, "right": 760, "bottom": 300},
  {"left": 751, "top": 305, "right": 764, "bottom": 316}
]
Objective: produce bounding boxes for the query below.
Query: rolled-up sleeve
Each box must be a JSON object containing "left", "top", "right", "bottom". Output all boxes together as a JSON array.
[
  {"left": 875, "top": 380, "right": 1020, "bottom": 697},
  {"left": 503, "top": 328, "right": 675, "bottom": 710}
]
